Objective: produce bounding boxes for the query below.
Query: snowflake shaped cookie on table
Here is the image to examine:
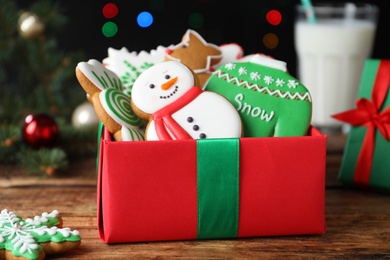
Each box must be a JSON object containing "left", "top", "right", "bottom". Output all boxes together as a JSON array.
[{"left": 0, "top": 209, "right": 81, "bottom": 260}]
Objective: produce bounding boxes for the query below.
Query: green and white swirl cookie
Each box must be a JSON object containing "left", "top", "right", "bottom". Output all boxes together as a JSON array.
[
  {"left": 76, "top": 59, "right": 146, "bottom": 141},
  {"left": 100, "top": 88, "right": 145, "bottom": 141}
]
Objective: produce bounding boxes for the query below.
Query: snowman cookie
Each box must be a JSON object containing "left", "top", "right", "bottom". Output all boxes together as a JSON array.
[
  {"left": 75, "top": 59, "right": 145, "bottom": 141},
  {"left": 130, "top": 61, "right": 242, "bottom": 140},
  {"left": 205, "top": 54, "right": 312, "bottom": 137}
]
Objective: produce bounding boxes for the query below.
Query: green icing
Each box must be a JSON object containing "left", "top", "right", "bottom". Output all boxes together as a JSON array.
[
  {"left": 120, "top": 60, "right": 155, "bottom": 94},
  {"left": 0, "top": 209, "right": 81, "bottom": 260},
  {"left": 102, "top": 88, "right": 145, "bottom": 129},
  {"left": 339, "top": 59, "right": 390, "bottom": 190},
  {"left": 91, "top": 69, "right": 124, "bottom": 92},
  {"left": 205, "top": 58, "right": 312, "bottom": 137}
]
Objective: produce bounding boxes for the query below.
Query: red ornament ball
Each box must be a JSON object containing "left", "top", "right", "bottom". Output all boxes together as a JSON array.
[{"left": 22, "top": 114, "right": 59, "bottom": 148}]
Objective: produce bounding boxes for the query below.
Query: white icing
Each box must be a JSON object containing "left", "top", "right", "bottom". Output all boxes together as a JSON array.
[
  {"left": 145, "top": 121, "right": 159, "bottom": 140},
  {"left": 212, "top": 70, "right": 312, "bottom": 102},
  {"left": 250, "top": 54, "right": 287, "bottom": 72},
  {"left": 99, "top": 89, "right": 142, "bottom": 129},
  {"left": 211, "top": 44, "right": 260, "bottom": 71},
  {"left": 0, "top": 209, "right": 80, "bottom": 256},
  {"left": 171, "top": 91, "right": 242, "bottom": 139},
  {"left": 235, "top": 93, "right": 275, "bottom": 122},
  {"left": 77, "top": 59, "right": 123, "bottom": 91},
  {"left": 131, "top": 61, "right": 195, "bottom": 114},
  {"left": 103, "top": 46, "right": 172, "bottom": 90},
  {"left": 132, "top": 61, "right": 242, "bottom": 140},
  {"left": 121, "top": 125, "right": 145, "bottom": 141}
]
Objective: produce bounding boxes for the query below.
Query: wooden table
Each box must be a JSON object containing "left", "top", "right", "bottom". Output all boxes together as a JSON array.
[{"left": 1, "top": 134, "right": 390, "bottom": 259}]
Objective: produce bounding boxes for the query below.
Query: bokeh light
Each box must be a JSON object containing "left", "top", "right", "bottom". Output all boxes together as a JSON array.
[
  {"left": 137, "top": 11, "right": 154, "bottom": 28},
  {"left": 148, "top": 0, "right": 165, "bottom": 11},
  {"left": 102, "top": 3, "right": 118, "bottom": 19},
  {"left": 263, "top": 33, "right": 279, "bottom": 49},
  {"left": 266, "top": 9, "right": 282, "bottom": 26},
  {"left": 102, "top": 21, "right": 118, "bottom": 37},
  {"left": 188, "top": 12, "right": 204, "bottom": 28}
]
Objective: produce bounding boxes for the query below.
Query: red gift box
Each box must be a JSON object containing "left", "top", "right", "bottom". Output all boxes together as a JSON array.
[{"left": 97, "top": 127, "right": 326, "bottom": 243}]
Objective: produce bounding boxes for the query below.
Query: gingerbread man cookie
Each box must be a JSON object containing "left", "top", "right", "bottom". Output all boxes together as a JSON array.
[
  {"left": 164, "top": 29, "right": 222, "bottom": 88},
  {"left": 205, "top": 54, "right": 312, "bottom": 137},
  {"left": 0, "top": 209, "right": 81, "bottom": 260},
  {"left": 75, "top": 59, "right": 145, "bottom": 141},
  {"left": 130, "top": 60, "right": 242, "bottom": 140}
]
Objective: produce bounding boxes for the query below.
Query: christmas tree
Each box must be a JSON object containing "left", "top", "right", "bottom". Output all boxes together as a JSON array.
[{"left": 0, "top": 0, "right": 99, "bottom": 176}]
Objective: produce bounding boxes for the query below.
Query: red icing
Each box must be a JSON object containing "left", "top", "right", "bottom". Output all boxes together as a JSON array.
[{"left": 152, "top": 86, "right": 203, "bottom": 140}]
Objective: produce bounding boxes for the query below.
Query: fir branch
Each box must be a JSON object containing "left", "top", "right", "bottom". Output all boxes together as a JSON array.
[
  {"left": 0, "top": 91, "right": 25, "bottom": 125},
  {"left": 0, "top": 0, "right": 18, "bottom": 39},
  {"left": 0, "top": 0, "right": 86, "bottom": 119},
  {"left": 0, "top": 125, "right": 21, "bottom": 163},
  {"left": 29, "top": 0, "right": 68, "bottom": 34},
  {"left": 57, "top": 122, "right": 98, "bottom": 159},
  {"left": 16, "top": 147, "right": 68, "bottom": 176}
]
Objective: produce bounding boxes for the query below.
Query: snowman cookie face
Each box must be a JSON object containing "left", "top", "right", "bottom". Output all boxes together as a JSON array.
[
  {"left": 131, "top": 61, "right": 197, "bottom": 115},
  {"left": 131, "top": 61, "right": 242, "bottom": 141}
]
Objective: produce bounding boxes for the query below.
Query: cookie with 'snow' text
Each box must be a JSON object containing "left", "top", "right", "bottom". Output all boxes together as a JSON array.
[{"left": 205, "top": 54, "right": 312, "bottom": 137}]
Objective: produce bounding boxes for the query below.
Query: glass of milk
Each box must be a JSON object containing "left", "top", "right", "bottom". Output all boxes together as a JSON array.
[{"left": 294, "top": 2, "right": 378, "bottom": 133}]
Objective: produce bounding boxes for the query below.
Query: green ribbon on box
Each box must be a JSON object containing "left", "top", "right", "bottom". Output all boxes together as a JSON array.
[
  {"left": 196, "top": 138, "right": 240, "bottom": 239},
  {"left": 96, "top": 121, "right": 104, "bottom": 173}
]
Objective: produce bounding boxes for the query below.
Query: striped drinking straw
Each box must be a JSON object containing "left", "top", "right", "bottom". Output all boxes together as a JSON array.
[{"left": 301, "top": 0, "right": 317, "bottom": 24}]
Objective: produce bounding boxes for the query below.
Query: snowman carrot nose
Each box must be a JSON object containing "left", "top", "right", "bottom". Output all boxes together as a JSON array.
[{"left": 161, "top": 77, "right": 178, "bottom": 90}]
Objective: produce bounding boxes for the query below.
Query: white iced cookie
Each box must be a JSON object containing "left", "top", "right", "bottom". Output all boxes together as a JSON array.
[
  {"left": 130, "top": 61, "right": 242, "bottom": 140},
  {"left": 75, "top": 59, "right": 145, "bottom": 141},
  {"left": 212, "top": 43, "right": 256, "bottom": 70},
  {"left": 103, "top": 46, "right": 173, "bottom": 96}
]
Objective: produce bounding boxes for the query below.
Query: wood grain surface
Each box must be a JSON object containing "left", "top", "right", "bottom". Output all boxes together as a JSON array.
[{"left": 1, "top": 133, "right": 390, "bottom": 259}]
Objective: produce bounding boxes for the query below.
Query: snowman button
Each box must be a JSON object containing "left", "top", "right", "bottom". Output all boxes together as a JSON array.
[
  {"left": 187, "top": 117, "right": 193, "bottom": 123},
  {"left": 199, "top": 133, "right": 206, "bottom": 139},
  {"left": 193, "top": 125, "right": 199, "bottom": 131}
]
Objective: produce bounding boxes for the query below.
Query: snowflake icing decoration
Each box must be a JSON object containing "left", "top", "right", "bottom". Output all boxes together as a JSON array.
[
  {"left": 211, "top": 62, "right": 312, "bottom": 102},
  {"left": 0, "top": 209, "right": 81, "bottom": 259},
  {"left": 250, "top": 72, "right": 261, "bottom": 81},
  {"left": 276, "top": 78, "right": 285, "bottom": 87},
  {"left": 263, "top": 76, "right": 274, "bottom": 85},
  {"left": 238, "top": 67, "right": 247, "bottom": 75},
  {"left": 224, "top": 63, "right": 236, "bottom": 70},
  {"left": 287, "top": 80, "right": 299, "bottom": 89}
]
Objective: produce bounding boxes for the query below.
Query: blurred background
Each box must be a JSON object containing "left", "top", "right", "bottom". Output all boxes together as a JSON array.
[
  {"left": 0, "top": 0, "right": 388, "bottom": 175},
  {"left": 16, "top": 0, "right": 390, "bottom": 78}
]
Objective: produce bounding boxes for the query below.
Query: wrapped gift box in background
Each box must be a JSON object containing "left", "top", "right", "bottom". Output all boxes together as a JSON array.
[
  {"left": 97, "top": 127, "right": 326, "bottom": 244},
  {"left": 333, "top": 59, "right": 390, "bottom": 191}
]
